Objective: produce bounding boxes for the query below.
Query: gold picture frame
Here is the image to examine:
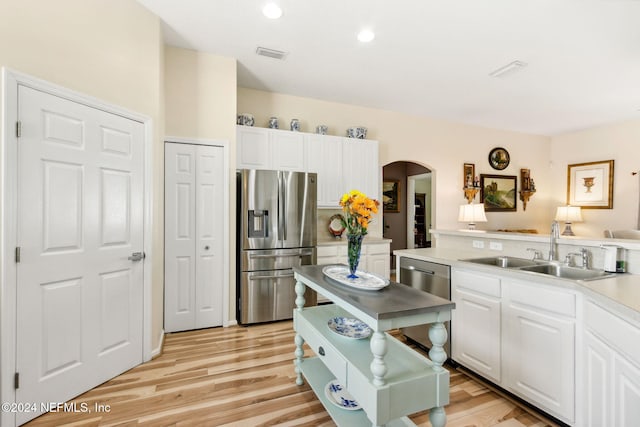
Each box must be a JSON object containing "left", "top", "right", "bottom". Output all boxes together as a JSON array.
[{"left": 567, "top": 160, "right": 614, "bottom": 209}]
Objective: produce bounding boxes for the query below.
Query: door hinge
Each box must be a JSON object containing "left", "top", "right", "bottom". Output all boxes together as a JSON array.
[
  {"left": 14, "top": 372, "right": 19, "bottom": 389},
  {"left": 16, "top": 121, "right": 21, "bottom": 138},
  {"left": 15, "top": 247, "right": 21, "bottom": 263}
]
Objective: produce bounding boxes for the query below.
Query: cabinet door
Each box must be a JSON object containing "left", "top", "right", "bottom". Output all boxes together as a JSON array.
[
  {"left": 503, "top": 301, "right": 575, "bottom": 423},
  {"left": 306, "top": 134, "right": 344, "bottom": 207},
  {"left": 271, "top": 130, "right": 305, "bottom": 171},
  {"left": 451, "top": 286, "right": 501, "bottom": 383},
  {"left": 342, "top": 138, "right": 379, "bottom": 200},
  {"left": 364, "top": 243, "right": 390, "bottom": 279},
  {"left": 613, "top": 355, "right": 640, "bottom": 427},
  {"left": 583, "top": 330, "right": 613, "bottom": 427},
  {"left": 237, "top": 126, "right": 270, "bottom": 169}
]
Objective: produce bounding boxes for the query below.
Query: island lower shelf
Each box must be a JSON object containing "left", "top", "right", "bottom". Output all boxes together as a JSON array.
[{"left": 295, "top": 304, "right": 450, "bottom": 426}]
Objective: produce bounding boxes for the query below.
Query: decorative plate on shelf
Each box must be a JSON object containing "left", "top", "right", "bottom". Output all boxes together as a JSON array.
[
  {"left": 327, "top": 317, "right": 372, "bottom": 339},
  {"left": 322, "top": 265, "right": 389, "bottom": 291},
  {"left": 488, "top": 147, "right": 510, "bottom": 170},
  {"left": 324, "top": 380, "right": 362, "bottom": 411}
]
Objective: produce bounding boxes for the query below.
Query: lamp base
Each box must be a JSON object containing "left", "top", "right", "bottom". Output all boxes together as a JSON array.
[
  {"left": 561, "top": 222, "right": 575, "bottom": 236},
  {"left": 467, "top": 222, "right": 476, "bottom": 230}
]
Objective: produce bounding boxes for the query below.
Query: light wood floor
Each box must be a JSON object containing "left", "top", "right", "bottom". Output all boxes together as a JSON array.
[{"left": 25, "top": 321, "right": 560, "bottom": 427}]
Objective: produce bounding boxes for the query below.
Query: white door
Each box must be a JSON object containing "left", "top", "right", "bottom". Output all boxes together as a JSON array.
[
  {"left": 164, "top": 143, "right": 224, "bottom": 332},
  {"left": 16, "top": 86, "right": 144, "bottom": 423}
]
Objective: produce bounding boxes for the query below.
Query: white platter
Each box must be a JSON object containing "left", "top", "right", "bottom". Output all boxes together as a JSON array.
[
  {"left": 324, "top": 380, "right": 361, "bottom": 411},
  {"left": 322, "top": 265, "right": 389, "bottom": 291},
  {"left": 327, "top": 317, "right": 372, "bottom": 339}
]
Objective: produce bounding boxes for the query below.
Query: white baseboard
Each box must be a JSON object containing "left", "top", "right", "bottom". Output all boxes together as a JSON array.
[
  {"left": 151, "top": 328, "right": 165, "bottom": 358},
  {"left": 224, "top": 319, "right": 238, "bottom": 327}
]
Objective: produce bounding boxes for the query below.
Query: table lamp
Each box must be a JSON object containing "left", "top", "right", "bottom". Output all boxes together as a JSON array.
[
  {"left": 458, "top": 203, "right": 487, "bottom": 230},
  {"left": 555, "top": 205, "right": 582, "bottom": 236}
]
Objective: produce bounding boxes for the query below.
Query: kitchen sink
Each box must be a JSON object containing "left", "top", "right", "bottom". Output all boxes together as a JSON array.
[
  {"left": 461, "top": 256, "right": 541, "bottom": 268},
  {"left": 517, "top": 263, "right": 616, "bottom": 281}
]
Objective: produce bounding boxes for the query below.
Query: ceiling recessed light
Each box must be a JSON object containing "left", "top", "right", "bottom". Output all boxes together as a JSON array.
[
  {"left": 262, "top": 3, "right": 283, "bottom": 19},
  {"left": 357, "top": 30, "right": 375, "bottom": 43}
]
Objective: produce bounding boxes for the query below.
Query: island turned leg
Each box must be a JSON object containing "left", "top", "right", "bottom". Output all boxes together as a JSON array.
[
  {"left": 294, "top": 279, "right": 306, "bottom": 385},
  {"left": 369, "top": 331, "right": 388, "bottom": 386},
  {"left": 428, "top": 321, "right": 448, "bottom": 427}
]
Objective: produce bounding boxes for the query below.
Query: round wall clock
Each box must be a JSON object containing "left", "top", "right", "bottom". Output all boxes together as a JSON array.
[{"left": 488, "top": 147, "right": 510, "bottom": 170}]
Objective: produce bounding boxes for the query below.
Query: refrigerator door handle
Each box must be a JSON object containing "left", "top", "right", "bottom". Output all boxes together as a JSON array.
[
  {"left": 249, "top": 272, "right": 295, "bottom": 281},
  {"left": 249, "top": 251, "right": 314, "bottom": 259},
  {"left": 281, "top": 172, "right": 287, "bottom": 241},
  {"left": 277, "top": 173, "right": 284, "bottom": 241}
]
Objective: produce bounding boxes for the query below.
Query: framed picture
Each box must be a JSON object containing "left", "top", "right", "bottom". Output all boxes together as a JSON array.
[
  {"left": 488, "top": 147, "right": 510, "bottom": 170},
  {"left": 480, "top": 174, "right": 517, "bottom": 212},
  {"left": 567, "top": 160, "right": 614, "bottom": 209},
  {"left": 463, "top": 163, "right": 475, "bottom": 188},
  {"left": 382, "top": 180, "right": 400, "bottom": 212}
]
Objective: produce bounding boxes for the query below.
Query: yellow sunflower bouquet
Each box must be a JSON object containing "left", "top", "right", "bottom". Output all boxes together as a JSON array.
[{"left": 339, "top": 190, "right": 380, "bottom": 278}]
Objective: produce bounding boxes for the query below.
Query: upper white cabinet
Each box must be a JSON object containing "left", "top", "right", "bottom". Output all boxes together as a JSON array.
[
  {"left": 236, "top": 126, "right": 305, "bottom": 171},
  {"left": 306, "top": 134, "right": 344, "bottom": 207},
  {"left": 237, "top": 125, "right": 379, "bottom": 208}
]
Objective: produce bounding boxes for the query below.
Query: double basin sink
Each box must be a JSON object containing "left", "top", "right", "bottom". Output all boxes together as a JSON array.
[{"left": 462, "top": 256, "right": 616, "bottom": 281}]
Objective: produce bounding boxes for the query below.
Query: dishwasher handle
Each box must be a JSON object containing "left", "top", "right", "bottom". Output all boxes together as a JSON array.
[{"left": 404, "top": 265, "right": 436, "bottom": 275}]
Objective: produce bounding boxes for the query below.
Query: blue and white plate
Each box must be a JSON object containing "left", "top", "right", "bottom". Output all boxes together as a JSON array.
[
  {"left": 324, "top": 380, "right": 361, "bottom": 411},
  {"left": 327, "top": 317, "right": 372, "bottom": 339}
]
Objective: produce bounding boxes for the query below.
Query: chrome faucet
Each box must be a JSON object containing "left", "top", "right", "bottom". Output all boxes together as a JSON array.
[
  {"left": 549, "top": 221, "right": 560, "bottom": 261},
  {"left": 565, "top": 247, "right": 590, "bottom": 268}
]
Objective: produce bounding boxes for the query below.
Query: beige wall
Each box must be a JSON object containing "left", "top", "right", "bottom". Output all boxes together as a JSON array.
[
  {"left": 550, "top": 118, "right": 640, "bottom": 237},
  {"left": 163, "top": 46, "right": 237, "bottom": 323},
  {"left": 238, "top": 87, "right": 553, "bottom": 233},
  {"left": 0, "top": 0, "right": 165, "bottom": 348}
]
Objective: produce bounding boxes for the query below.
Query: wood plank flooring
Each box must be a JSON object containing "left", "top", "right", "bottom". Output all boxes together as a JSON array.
[{"left": 24, "top": 321, "right": 560, "bottom": 427}]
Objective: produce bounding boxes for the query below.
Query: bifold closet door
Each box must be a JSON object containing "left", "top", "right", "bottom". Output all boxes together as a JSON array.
[{"left": 165, "top": 142, "right": 224, "bottom": 332}]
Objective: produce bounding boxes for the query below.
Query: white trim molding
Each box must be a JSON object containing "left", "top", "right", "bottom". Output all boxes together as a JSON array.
[{"left": 0, "top": 68, "right": 154, "bottom": 427}]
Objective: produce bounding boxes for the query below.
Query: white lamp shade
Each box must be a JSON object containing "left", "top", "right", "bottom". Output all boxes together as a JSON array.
[
  {"left": 555, "top": 206, "right": 582, "bottom": 222},
  {"left": 458, "top": 203, "right": 488, "bottom": 223}
]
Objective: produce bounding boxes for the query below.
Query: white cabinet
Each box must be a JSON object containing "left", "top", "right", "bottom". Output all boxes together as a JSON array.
[
  {"left": 450, "top": 268, "right": 577, "bottom": 425},
  {"left": 164, "top": 142, "right": 225, "bottom": 332},
  {"left": 582, "top": 300, "right": 640, "bottom": 427},
  {"left": 316, "top": 241, "right": 390, "bottom": 279},
  {"left": 306, "top": 134, "right": 344, "bottom": 207},
  {"left": 451, "top": 270, "right": 502, "bottom": 383},
  {"left": 236, "top": 126, "right": 305, "bottom": 171},
  {"left": 502, "top": 280, "right": 576, "bottom": 424},
  {"left": 342, "top": 138, "right": 380, "bottom": 202},
  {"left": 237, "top": 126, "right": 379, "bottom": 207}
]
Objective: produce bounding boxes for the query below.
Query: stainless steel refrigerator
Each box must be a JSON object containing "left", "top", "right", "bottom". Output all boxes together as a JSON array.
[{"left": 237, "top": 169, "right": 317, "bottom": 324}]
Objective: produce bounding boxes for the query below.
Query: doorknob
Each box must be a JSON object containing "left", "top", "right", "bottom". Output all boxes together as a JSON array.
[{"left": 128, "top": 252, "right": 145, "bottom": 262}]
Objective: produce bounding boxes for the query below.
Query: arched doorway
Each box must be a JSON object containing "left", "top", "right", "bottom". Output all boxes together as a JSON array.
[{"left": 382, "top": 161, "right": 433, "bottom": 272}]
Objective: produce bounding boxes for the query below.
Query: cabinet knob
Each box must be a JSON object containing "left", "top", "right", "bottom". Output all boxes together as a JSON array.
[
  {"left": 204, "top": 245, "right": 210, "bottom": 250},
  {"left": 318, "top": 346, "right": 325, "bottom": 356}
]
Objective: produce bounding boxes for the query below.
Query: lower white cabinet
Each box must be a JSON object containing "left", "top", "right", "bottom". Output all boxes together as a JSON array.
[
  {"left": 451, "top": 268, "right": 576, "bottom": 425},
  {"left": 502, "top": 280, "right": 576, "bottom": 424},
  {"left": 316, "top": 241, "right": 390, "bottom": 279},
  {"left": 451, "top": 270, "right": 502, "bottom": 383},
  {"left": 582, "top": 300, "right": 640, "bottom": 427}
]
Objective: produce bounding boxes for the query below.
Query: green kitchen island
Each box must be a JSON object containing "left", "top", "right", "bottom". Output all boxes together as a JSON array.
[{"left": 293, "top": 265, "right": 455, "bottom": 427}]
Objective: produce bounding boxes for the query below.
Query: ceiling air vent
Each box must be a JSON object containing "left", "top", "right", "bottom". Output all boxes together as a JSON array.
[{"left": 256, "top": 47, "right": 288, "bottom": 60}]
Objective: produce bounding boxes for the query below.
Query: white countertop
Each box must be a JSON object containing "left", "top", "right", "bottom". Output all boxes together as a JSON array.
[{"left": 394, "top": 247, "right": 640, "bottom": 324}]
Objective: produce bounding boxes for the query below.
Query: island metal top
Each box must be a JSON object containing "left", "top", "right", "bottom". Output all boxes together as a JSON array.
[{"left": 293, "top": 265, "right": 455, "bottom": 321}]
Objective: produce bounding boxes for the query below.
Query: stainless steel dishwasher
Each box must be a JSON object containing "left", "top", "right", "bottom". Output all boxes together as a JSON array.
[{"left": 398, "top": 257, "right": 451, "bottom": 355}]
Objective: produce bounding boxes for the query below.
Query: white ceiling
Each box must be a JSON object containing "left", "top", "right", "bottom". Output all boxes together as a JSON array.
[{"left": 137, "top": 0, "right": 640, "bottom": 136}]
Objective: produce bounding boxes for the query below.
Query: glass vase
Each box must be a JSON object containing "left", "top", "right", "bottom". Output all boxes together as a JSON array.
[{"left": 347, "top": 234, "right": 364, "bottom": 279}]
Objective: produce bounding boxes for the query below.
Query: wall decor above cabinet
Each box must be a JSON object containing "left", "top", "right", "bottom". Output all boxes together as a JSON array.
[
  {"left": 236, "top": 113, "right": 254, "bottom": 126},
  {"left": 488, "top": 147, "right": 510, "bottom": 170}
]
